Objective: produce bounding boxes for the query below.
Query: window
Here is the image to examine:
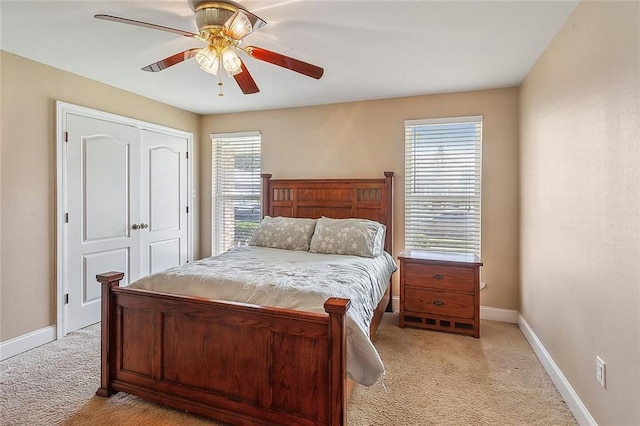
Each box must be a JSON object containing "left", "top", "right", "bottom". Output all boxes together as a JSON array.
[
  {"left": 404, "top": 116, "right": 482, "bottom": 255},
  {"left": 211, "top": 131, "right": 261, "bottom": 255}
]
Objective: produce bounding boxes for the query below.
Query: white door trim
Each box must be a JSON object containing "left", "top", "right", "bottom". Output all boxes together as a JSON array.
[{"left": 56, "top": 101, "right": 194, "bottom": 339}]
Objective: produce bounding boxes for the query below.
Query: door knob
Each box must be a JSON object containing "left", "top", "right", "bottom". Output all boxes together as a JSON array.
[
  {"left": 140, "top": 223, "right": 149, "bottom": 229},
  {"left": 131, "top": 224, "right": 140, "bottom": 230}
]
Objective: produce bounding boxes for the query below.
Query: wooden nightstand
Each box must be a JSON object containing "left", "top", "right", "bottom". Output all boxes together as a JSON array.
[{"left": 399, "top": 250, "right": 483, "bottom": 338}]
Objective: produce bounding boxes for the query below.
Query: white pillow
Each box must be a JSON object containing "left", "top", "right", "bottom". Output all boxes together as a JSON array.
[
  {"left": 249, "top": 216, "right": 317, "bottom": 251},
  {"left": 309, "top": 217, "right": 386, "bottom": 258}
]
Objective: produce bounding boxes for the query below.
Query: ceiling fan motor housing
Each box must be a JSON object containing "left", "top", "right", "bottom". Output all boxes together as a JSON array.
[{"left": 190, "top": 1, "right": 245, "bottom": 33}]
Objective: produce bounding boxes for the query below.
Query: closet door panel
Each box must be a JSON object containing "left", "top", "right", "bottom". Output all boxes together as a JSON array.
[
  {"left": 65, "top": 114, "right": 140, "bottom": 333},
  {"left": 83, "top": 136, "right": 130, "bottom": 240},
  {"left": 139, "top": 130, "right": 189, "bottom": 276}
]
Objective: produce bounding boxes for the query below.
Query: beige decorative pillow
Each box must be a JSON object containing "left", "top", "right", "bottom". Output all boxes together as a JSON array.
[
  {"left": 309, "top": 217, "right": 386, "bottom": 258},
  {"left": 249, "top": 216, "right": 317, "bottom": 251}
]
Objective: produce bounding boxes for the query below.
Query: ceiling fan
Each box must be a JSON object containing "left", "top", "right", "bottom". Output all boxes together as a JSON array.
[{"left": 95, "top": 0, "right": 324, "bottom": 95}]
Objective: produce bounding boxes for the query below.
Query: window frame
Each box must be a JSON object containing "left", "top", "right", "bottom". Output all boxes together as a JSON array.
[
  {"left": 211, "top": 131, "right": 262, "bottom": 256},
  {"left": 404, "top": 116, "right": 483, "bottom": 256}
]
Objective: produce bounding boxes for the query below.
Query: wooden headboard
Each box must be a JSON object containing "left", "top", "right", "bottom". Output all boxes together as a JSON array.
[{"left": 261, "top": 172, "right": 394, "bottom": 255}]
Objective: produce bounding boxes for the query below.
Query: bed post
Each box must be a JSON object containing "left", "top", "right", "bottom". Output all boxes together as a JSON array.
[
  {"left": 324, "top": 297, "right": 351, "bottom": 426},
  {"left": 95, "top": 271, "right": 124, "bottom": 397},
  {"left": 384, "top": 171, "right": 394, "bottom": 312},
  {"left": 383, "top": 171, "right": 394, "bottom": 254},
  {"left": 261, "top": 173, "right": 272, "bottom": 218}
]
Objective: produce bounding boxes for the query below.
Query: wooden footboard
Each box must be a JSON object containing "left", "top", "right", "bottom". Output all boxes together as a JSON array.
[{"left": 96, "top": 272, "right": 350, "bottom": 426}]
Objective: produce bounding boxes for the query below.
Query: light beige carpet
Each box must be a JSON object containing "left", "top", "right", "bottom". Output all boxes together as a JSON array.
[{"left": 1, "top": 314, "right": 576, "bottom": 425}]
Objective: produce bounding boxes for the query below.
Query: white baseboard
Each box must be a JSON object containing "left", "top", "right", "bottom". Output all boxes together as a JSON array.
[
  {"left": 0, "top": 326, "right": 56, "bottom": 361},
  {"left": 518, "top": 315, "right": 597, "bottom": 426},
  {"left": 391, "top": 295, "right": 400, "bottom": 312},
  {"left": 480, "top": 305, "right": 519, "bottom": 323}
]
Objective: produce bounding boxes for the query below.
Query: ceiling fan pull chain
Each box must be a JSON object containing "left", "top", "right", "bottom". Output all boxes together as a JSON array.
[{"left": 216, "top": 59, "right": 224, "bottom": 97}]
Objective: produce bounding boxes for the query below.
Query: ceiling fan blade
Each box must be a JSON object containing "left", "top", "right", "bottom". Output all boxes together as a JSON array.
[
  {"left": 142, "top": 49, "right": 200, "bottom": 72},
  {"left": 245, "top": 46, "right": 324, "bottom": 79},
  {"left": 233, "top": 60, "right": 260, "bottom": 94},
  {"left": 94, "top": 14, "right": 201, "bottom": 39}
]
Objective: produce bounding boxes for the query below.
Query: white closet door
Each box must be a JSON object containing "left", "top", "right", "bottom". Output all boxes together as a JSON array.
[
  {"left": 63, "top": 112, "right": 191, "bottom": 335},
  {"left": 139, "top": 130, "right": 189, "bottom": 276},
  {"left": 65, "top": 114, "right": 140, "bottom": 334}
]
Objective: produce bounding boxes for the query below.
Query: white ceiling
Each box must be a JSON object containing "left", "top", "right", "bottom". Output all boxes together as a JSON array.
[{"left": 0, "top": 0, "right": 577, "bottom": 115}]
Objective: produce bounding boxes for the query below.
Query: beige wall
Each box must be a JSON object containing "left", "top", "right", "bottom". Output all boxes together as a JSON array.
[
  {"left": 200, "top": 88, "right": 520, "bottom": 310},
  {"left": 519, "top": 2, "right": 639, "bottom": 424},
  {"left": 0, "top": 51, "right": 200, "bottom": 342}
]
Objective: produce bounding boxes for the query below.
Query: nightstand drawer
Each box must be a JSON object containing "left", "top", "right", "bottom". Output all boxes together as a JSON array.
[
  {"left": 404, "top": 288, "right": 474, "bottom": 319},
  {"left": 403, "top": 262, "right": 475, "bottom": 292}
]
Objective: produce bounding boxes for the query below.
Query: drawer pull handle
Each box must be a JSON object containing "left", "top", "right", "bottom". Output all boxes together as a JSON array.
[
  {"left": 433, "top": 300, "right": 444, "bottom": 306},
  {"left": 433, "top": 274, "right": 444, "bottom": 280}
]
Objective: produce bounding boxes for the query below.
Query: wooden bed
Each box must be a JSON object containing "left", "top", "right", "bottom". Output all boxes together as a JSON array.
[{"left": 96, "top": 172, "right": 394, "bottom": 425}]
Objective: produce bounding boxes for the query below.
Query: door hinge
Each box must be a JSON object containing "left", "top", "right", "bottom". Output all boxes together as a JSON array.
[
  {"left": 65, "top": 213, "right": 69, "bottom": 223},
  {"left": 64, "top": 131, "right": 68, "bottom": 142},
  {"left": 64, "top": 294, "right": 69, "bottom": 304},
  {"left": 186, "top": 206, "right": 189, "bottom": 214},
  {"left": 186, "top": 152, "right": 189, "bottom": 159}
]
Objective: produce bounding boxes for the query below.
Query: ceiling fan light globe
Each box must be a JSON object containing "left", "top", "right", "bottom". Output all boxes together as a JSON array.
[
  {"left": 224, "top": 10, "right": 252, "bottom": 39},
  {"left": 222, "top": 47, "right": 242, "bottom": 75},
  {"left": 196, "top": 46, "right": 219, "bottom": 75},
  {"left": 224, "top": 9, "right": 265, "bottom": 39}
]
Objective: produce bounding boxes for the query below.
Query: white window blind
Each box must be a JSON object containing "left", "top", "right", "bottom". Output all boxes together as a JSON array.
[
  {"left": 404, "top": 116, "right": 482, "bottom": 255},
  {"left": 211, "top": 131, "right": 261, "bottom": 256}
]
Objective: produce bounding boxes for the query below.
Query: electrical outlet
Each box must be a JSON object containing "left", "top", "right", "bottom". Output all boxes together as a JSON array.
[{"left": 596, "top": 356, "right": 606, "bottom": 389}]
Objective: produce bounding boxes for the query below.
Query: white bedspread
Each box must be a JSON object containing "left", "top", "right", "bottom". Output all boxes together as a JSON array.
[{"left": 128, "top": 246, "right": 397, "bottom": 386}]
